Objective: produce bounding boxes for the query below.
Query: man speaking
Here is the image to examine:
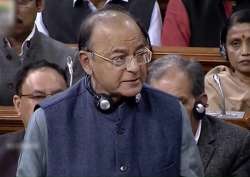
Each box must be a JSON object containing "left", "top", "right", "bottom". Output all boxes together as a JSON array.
[{"left": 17, "top": 7, "right": 203, "bottom": 177}]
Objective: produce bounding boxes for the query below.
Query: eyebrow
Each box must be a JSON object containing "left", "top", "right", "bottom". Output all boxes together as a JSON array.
[
  {"left": 31, "top": 89, "right": 64, "bottom": 95},
  {"left": 110, "top": 43, "right": 146, "bottom": 54}
]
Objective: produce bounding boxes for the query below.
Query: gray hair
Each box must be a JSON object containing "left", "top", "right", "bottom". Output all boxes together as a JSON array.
[{"left": 147, "top": 55, "right": 204, "bottom": 97}]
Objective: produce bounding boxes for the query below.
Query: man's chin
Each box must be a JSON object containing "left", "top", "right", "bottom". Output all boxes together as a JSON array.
[{"left": 120, "top": 86, "right": 143, "bottom": 98}]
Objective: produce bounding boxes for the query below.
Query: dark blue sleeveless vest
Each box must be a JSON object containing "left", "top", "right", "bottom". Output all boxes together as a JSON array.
[
  {"left": 39, "top": 78, "right": 182, "bottom": 177},
  {"left": 182, "top": 0, "right": 250, "bottom": 47},
  {"left": 42, "top": 0, "right": 156, "bottom": 43}
]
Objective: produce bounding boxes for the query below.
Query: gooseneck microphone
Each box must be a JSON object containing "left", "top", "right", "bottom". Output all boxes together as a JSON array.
[
  {"left": 67, "top": 56, "right": 73, "bottom": 87},
  {"left": 213, "top": 74, "right": 226, "bottom": 115}
]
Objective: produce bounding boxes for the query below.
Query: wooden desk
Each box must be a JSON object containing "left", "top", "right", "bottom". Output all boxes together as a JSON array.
[{"left": 225, "top": 112, "right": 250, "bottom": 130}]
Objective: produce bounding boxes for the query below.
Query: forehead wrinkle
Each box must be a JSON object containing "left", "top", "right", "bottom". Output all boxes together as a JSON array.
[
  {"left": 228, "top": 24, "right": 250, "bottom": 36},
  {"left": 123, "top": 33, "right": 141, "bottom": 42},
  {"left": 93, "top": 24, "right": 144, "bottom": 54}
]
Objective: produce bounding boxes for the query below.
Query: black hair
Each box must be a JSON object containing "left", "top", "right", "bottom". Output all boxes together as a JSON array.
[
  {"left": 221, "top": 9, "right": 250, "bottom": 46},
  {"left": 78, "top": 5, "right": 152, "bottom": 51},
  {"left": 15, "top": 60, "right": 67, "bottom": 95},
  {"left": 147, "top": 55, "right": 204, "bottom": 97}
]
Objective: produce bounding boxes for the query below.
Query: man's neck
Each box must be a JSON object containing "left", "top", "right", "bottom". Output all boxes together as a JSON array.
[
  {"left": 91, "top": 0, "right": 106, "bottom": 8},
  {"left": 7, "top": 35, "right": 26, "bottom": 54},
  {"left": 91, "top": 77, "right": 122, "bottom": 103},
  {"left": 7, "top": 27, "right": 34, "bottom": 54}
]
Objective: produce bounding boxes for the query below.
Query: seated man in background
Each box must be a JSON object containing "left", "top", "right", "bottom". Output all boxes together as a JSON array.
[
  {"left": 36, "top": 0, "right": 162, "bottom": 46},
  {"left": 147, "top": 55, "right": 250, "bottom": 177},
  {"left": 16, "top": 7, "right": 203, "bottom": 177},
  {"left": 0, "top": 60, "right": 68, "bottom": 177},
  {"left": 205, "top": 9, "right": 250, "bottom": 112},
  {"left": 0, "top": 0, "right": 84, "bottom": 106},
  {"left": 162, "top": 0, "right": 250, "bottom": 47}
]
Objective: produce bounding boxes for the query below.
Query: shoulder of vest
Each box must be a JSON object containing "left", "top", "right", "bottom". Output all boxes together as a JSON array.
[
  {"left": 38, "top": 79, "right": 87, "bottom": 110},
  {"left": 142, "top": 84, "right": 181, "bottom": 110}
]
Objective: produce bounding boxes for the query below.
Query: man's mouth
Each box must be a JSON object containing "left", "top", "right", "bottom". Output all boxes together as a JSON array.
[
  {"left": 123, "top": 78, "right": 139, "bottom": 82},
  {"left": 16, "top": 17, "right": 23, "bottom": 24}
]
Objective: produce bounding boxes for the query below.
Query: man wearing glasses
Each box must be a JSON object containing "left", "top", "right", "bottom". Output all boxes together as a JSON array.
[
  {"left": 0, "top": 60, "right": 67, "bottom": 177},
  {"left": 17, "top": 8, "right": 203, "bottom": 177}
]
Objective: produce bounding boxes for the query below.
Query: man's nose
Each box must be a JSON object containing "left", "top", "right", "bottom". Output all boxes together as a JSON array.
[{"left": 126, "top": 57, "right": 139, "bottom": 72}]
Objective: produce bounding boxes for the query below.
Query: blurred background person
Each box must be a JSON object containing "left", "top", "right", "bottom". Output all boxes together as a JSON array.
[
  {"left": 0, "top": 60, "right": 67, "bottom": 177},
  {"left": 162, "top": 0, "right": 250, "bottom": 47},
  {"left": 147, "top": 55, "right": 250, "bottom": 177},
  {"left": 205, "top": 9, "right": 250, "bottom": 112},
  {"left": 35, "top": 0, "right": 162, "bottom": 46},
  {"left": 0, "top": 0, "right": 83, "bottom": 106},
  {"left": 0, "top": 0, "right": 15, "bottom": 36}
]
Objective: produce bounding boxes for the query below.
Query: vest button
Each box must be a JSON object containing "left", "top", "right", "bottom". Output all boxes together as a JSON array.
[
  {"left": 117, "top": 128, "right": 125, "bottom": 135},
  {"left": 120, "top": 165, "right": 128, "bottom": 172},
  {"left": 6, "top": 54, "right": 12, "bottom": 60}
]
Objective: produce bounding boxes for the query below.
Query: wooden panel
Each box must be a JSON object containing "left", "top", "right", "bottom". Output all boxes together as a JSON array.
[
  {"left": 0, "top": 106, "right": 23, "bottom": 134},
  {"left": 152, "top": 46, "right": 230, "bottom": 72}
]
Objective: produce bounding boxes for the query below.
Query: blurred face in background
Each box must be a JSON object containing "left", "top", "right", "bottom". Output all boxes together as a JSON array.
[
  {"left": 0, "top": 0, "right": 15, "bottom": 36},
  {"left": 10, "top": 0, "right": 43, "bottom": 39},
  {"left": 150, "top": 67, "right": 195, "bottom": 119},
  {"left": 13, "top": 67, "right": 67, "bottom": 128}
]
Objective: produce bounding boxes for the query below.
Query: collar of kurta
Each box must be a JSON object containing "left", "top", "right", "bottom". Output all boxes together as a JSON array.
[{"left": 3, "top": 25, "right": 36, "bottom": 56}]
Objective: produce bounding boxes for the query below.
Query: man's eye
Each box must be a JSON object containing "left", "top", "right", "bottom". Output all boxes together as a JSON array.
[
  {"left": 112, "top": 57, "right": 126, "bottom": 64},
  {"left": 135, "top": 49, "right": 146, "bottom": 56},
  {"left": 32, "top": 95, "right": 46, "bottom": 99}
]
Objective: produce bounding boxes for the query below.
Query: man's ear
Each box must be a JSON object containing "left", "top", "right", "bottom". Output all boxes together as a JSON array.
[
  {"left": 36, "top": 0, "right": 44, "bottom": 12},
  {"left": 79, "top": 51, "right": 93, "bottom": 75},
  {"left": 13, "top": 95, "right": 21, "bottom": 117}
]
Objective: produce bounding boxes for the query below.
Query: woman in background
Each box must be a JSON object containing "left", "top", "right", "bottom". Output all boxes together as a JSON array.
[{"left": 205, "top": 9, "right": 250, "bottom": 112}]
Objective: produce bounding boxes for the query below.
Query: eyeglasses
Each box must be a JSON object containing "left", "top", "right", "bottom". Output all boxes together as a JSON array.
[
  {"left": 20, "top": 93, "right": 53, "bottom": 100},
  {"left": 86, "top": 47, "right": 152, "bottom": 68}
]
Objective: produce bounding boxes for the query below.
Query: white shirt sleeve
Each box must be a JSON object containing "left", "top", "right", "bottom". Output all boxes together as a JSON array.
[
  {"left": 16, "top": 108, "right": 48, "bottom": 177},
  {"left": 148, "top": 1, "right": 162, "bottom": 46}
]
